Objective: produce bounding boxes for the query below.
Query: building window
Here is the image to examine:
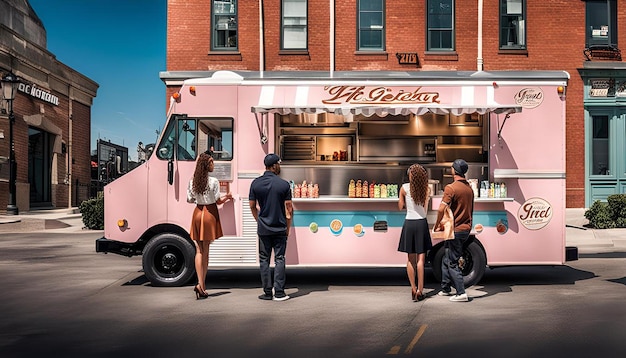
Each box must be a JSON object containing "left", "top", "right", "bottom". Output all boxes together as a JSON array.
[
  {"left": 500, "top": 0, "right": 525, "bottom": 49},
  {"left": 586, "top": 0, "right": 617, "bottom": 47},
  {"left": 282, "top": 0, "right": 307, "bottom": 50},
  {"left": 427, "top": 0, "right": 454, "bottom": 51},
  {"left": 212, "top": 0, "right": 238, "bottom": 51},
  {"left": 591, "top": 114, "right": 610, "bottom": 175},
  {"left": 358, "top": 0, "right": 385, "bottom": 51}
]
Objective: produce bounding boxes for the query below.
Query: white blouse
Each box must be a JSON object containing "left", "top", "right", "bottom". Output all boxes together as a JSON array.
[
  {"left": 402, "top": 183, "right": 427, "bottom": 220},
  {"left": 187, "top": 176, "right": 221, "bottom": 205}
]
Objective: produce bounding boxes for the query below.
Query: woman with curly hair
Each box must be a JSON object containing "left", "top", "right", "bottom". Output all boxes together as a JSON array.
[
  {"left": 187, "top": 152, "right": 232, "bottom": 299},
  {"left": 397, "top": 163, "right": 432, "bottom": 301}
]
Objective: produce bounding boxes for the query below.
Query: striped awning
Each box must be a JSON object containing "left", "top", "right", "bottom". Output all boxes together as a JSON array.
[{"left": 251, "top": 104, "right": 522, "bottom": 117}]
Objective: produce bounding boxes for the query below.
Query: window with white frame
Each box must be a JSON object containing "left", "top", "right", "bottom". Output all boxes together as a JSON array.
[
  {"left": 586, "top": 0, "right": 617, "bottom": 47},
  {"left": 427, "top": 0, "right": 454, "bottom": 51},
  {"left": 212, "top": 0, "right": 238, "bottom": 50},
  {"left": 358, "top": 0, "right": 385, "bottom": 51},
  {"left": 282, "top": 0, "right": 307, "bottom": 50},
  {"left": 500, "top": 0, "right": 525, "bottom": 49}
]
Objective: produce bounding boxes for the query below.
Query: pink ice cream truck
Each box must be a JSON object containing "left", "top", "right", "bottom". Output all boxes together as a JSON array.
[{"left": 96, "top": 70, "right": 577, "bottom": 287}]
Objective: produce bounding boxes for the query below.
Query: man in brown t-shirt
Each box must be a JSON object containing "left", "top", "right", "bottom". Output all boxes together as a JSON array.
[{"left": 433, "top": 159, "right": 474, "bottom": 302}]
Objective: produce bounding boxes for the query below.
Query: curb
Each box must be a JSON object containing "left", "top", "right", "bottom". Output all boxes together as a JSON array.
[{"left": 0, "top": 207, "right": 84, "bottom": 232}]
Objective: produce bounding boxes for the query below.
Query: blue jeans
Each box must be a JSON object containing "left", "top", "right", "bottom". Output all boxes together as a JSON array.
[
  {"left": 259, "top": 235, "right": 287, "bottom": 296},
  {"left": 441, "top": 231, "right": 470, "bottom": 295}
]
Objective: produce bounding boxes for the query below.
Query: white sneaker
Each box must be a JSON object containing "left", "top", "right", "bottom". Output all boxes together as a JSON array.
[
  {"left": 273, "top": 294, "right": 290, "bottom": 301},
  {"left": 449, "top": 293, "right": 469, "bottom": 302},
  {"left": 437, "top": 290, "right": 452, "bottom": 296}
]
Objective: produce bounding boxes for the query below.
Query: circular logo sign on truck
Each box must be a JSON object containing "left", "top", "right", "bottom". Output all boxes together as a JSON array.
[
  {"left": 518, "top": 197, "right": 553, "bottom": 230},
  {"left": 514, "top": 87, "right": 544, "bottom": 109}
]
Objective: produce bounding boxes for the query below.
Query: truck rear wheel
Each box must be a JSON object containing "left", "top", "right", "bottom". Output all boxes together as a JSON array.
[
  {"left": 142, "top": 233, "right": 195, "bottom": 287},
  {"left": 431, "top": 240, "right": 486, "bottom": 288}
]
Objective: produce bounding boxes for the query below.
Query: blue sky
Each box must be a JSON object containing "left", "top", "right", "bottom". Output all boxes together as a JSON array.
[{"left": 29, "top": 0, "right": 167, "bottom": 161}]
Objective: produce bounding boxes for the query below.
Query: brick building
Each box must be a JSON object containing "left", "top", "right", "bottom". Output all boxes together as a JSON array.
[
  {"left": 0, "top": 0, "right": 98, "bottom": 213},
  {"left": 162, "top": 0, "right": 626, "bottom": 208}
]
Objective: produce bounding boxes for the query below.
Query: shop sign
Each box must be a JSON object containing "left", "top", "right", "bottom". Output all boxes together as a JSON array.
[
  {"left": 513, "top": 87, "right": 543, "bottom": 109},
  {"left": 518, "top": 197, "right": 552, "bottom": 230},
  {"left": 589, "top": 78, "right": 613, "bottom": 97},
  {"left": 322, "top": 86, "right": 440, "bottom": 105},
  {"left": 395, "top": 52, "right": 419, "bottom": 66},
  {"left": 18, "top": 83, "right": 59, "bottom": 106}
]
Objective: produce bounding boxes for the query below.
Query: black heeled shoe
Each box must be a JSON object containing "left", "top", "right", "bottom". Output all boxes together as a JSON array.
[
  {"left": 416, "top": 291, "right": 425, "bottom": 301},
  {"left": 194, "top": 285, "right": 209, "bottom": 299}
]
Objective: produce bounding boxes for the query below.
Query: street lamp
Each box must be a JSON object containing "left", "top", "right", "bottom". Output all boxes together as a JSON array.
[{"left": 1, "top": 72, "right": 20, "bottom": 215}]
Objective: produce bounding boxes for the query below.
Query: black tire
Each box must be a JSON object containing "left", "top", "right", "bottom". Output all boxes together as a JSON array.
[
  {"left": 431, "top": 240, "right": 487, "bottom": 288},
  {"left": 431, "top": 248, "right": 444, "bottom": 283},
  {"left": 142, "top": 233, "right": 195, "bottom": 287}
]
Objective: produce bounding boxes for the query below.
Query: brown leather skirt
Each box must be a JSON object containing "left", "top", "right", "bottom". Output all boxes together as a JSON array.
[{"left": 189, "top": 204, "right": 223, "bottom": 243}]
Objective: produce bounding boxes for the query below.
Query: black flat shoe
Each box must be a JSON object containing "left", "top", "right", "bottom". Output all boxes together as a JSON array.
[{"left": 416, "top": 292, "right": 425, "bottom": 301}]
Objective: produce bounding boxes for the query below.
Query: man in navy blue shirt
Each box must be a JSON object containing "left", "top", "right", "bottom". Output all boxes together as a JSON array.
[{"left": 249, "top": 153, "right": 294, "bottom": 301}]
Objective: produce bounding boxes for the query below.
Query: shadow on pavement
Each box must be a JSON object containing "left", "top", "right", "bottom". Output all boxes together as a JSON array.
[
  {"left": 579, "top": 251, "right": 626, "bottom": 259},
  {"left": 122, "top": 267, "right": 426, "bottom": 299},
  {"left": 607, "top": 277, "right": 626, "bottom": 286},
  {"left": 471, "top": 265, "right": 597, "bottom": 299},
  {"left": 119, "top": 265, "right": 599, "bottom": 301}
]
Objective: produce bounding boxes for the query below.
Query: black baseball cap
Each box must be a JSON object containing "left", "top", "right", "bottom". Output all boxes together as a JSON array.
[
  {"left": 452, "top": 159, "right": 468, "bottom": 176},
  {"left": 264, "top": 153, "right": 281, "bottom": 167}
]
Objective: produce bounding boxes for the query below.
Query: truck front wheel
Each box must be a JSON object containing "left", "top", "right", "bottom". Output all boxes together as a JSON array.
[
  {"left": 142, "top": 233, "right": 195, "bottom": 287},
  {"left": 431, "top": 240, "right": 486, "bottom": 288}
]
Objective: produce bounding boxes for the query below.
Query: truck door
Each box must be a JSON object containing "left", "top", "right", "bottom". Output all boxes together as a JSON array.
[{"left": 151, "top": 115, "right": 198, "bottom": 226}]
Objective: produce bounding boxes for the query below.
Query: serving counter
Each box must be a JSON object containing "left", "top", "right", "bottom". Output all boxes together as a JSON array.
[
  {"left": 290, "top": 194, "right": 514, "bottom": 245},
  {"left": 286, "top": 194, "right": 406, "bottom": 265},
  {"left": 292, "top": 195, "right": 514, "bottom": 204},
  {"left": 293, "top": 196, "right": 398, "bottom": 203}
]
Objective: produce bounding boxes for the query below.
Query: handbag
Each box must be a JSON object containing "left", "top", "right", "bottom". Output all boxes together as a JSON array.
[{"left": 432, "top": 206, "right": 455, "bottom": 240}]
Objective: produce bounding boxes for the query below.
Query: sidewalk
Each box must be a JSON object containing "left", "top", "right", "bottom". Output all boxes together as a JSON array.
[
  {"left": 0, "top": 207, "right": 89, "bottom": 233},
  {"left": 564, "top": 208, "right": 626, "bottom": 253}
]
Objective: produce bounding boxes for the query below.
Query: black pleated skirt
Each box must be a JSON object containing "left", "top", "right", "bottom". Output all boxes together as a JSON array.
[{"left": 397, "top": 218, "right": 432, "bottom": 254}]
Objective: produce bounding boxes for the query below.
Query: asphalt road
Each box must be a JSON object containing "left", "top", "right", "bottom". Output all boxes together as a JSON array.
[{"left": 0, "top": 230, "right": 625, "bottom": 358}]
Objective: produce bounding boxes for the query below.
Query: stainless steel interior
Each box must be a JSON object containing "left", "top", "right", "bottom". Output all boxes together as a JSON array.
[
  {"left": 276, "top": 111, "right": 490, "bottom": 195},
  {"left": 277, "top": 112, "right": 486, "bottom": 164},
  {"left": 280, "top": 136, "right": 315, "bottom": 161},
  {"left": 359, "top": 137, "right": 436, "bottom": 162}
]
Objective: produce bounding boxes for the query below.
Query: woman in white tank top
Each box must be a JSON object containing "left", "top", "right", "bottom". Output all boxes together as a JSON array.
[{"left": 397, "top": 164, "right": 432, "bottom": 301}]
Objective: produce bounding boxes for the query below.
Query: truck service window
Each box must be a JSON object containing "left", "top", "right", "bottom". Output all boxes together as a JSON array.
[{"left": 198, "top": 118, "right": 233, "bottom": 161}]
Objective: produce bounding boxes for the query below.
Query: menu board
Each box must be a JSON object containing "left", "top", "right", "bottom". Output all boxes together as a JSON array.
[{"left": 212, "top": 162, "right": 232, "bottom": 181}]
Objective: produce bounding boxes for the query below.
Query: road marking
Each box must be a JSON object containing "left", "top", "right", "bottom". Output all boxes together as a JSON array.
[
  {"left": 386, "top": 324, "right": 428, "bottom": 355},
  {"left": 404, "top": 324, "right": 428, "bottom": 354}
]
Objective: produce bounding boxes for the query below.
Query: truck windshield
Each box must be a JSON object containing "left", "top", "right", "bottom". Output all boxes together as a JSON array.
[{"left": 155, "top": 118, "right": 196, "bottom": 160}]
